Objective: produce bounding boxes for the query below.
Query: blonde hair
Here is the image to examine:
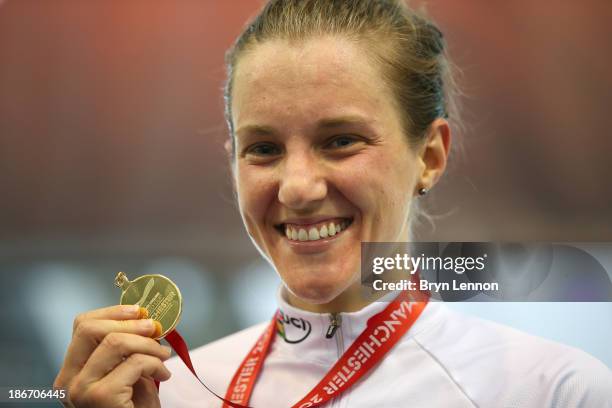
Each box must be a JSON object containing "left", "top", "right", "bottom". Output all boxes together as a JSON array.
[{"left": 224, "top": 0, "right": 460, "bottom": 152}]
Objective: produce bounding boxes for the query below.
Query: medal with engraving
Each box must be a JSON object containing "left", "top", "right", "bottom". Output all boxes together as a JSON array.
[{"left": 114, "top": 271, "right": 182, "bottom": 340}]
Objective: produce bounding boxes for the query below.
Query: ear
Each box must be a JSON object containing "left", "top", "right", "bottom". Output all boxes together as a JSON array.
[
  {"left": 225, "top": 138, "right": 237, "bottom": 190},
  {"left": 224, "top": 138, "right": 234, "bottom": 159},
  {"left": 417, "top": 118, "right": 451, "bottom": 192}
]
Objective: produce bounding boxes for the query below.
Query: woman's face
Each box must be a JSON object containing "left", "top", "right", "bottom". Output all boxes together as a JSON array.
[{"left": 230, "top": 36, "right": 424, "bottom": 305}]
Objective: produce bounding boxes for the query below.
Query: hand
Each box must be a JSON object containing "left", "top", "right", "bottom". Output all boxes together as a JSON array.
[{"left": 54, "top": 305, "right": 172, "bottom": 408}]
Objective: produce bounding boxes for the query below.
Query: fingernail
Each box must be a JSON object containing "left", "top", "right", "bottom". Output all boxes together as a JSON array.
[
  {"left": 137, "top": 307, "right": 149, "bottom": 319},
  {"left": 138, "top": 319, "right": 154, "bottom": 330},
  {"left": 123, "top": 304, "right": 140, "bottom": 314},
  {"left": 162, "top": 345, "right": 172, "bottom": 356},
  {"left": 152, "top": 320, "right": 163, "bottom": 338}
]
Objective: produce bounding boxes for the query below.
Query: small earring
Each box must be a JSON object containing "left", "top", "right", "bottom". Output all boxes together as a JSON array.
[{"left": 418, "top": 187, "right": 428, "bottom": 196}]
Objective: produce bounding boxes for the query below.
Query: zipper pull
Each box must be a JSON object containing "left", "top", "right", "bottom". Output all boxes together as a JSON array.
[{"left": 326, "top": 313, "right": 342, "bottom": 338}]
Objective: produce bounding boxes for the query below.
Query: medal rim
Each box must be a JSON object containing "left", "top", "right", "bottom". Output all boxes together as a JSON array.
[{"left": 118, "top": 273, "right": 183, "bottom": 340}]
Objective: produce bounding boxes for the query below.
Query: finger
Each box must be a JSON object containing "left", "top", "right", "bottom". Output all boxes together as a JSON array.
[
  {"left": 62, "top": 318, "right": 161, "bottom": 381},
  {"left": 80, "top": 332, "right": 172, "bottom": 382},
  {"left": 132, "top": 377, "right": 161, "bottom": 408},
  {"left": 72, "top": 305, "right": 149, "bottom": 333},
  {"left": 103, "top": 353, "right": 171, "bottom": 389}
]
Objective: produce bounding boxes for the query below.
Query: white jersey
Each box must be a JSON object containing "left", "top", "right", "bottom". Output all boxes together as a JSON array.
[{"left": 160, "top": 291, "right": 612, "bottom": 407}]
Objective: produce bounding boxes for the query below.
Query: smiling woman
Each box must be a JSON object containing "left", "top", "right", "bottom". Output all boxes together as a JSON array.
[
  {"left": 54, "top": 1, "right": 611, "bottom": 407},
  {"left": 230, "top": 34, "right": 449, "bottom": 313}
]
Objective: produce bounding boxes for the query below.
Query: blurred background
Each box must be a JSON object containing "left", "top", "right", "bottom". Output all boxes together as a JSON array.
[{"left": 0, "top": 0, "right": 610, "bottom": 392}]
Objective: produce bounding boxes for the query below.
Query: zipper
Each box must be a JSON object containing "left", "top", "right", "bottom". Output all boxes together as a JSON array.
[
  {"left": 326, "top": 313, "right": 345, "bottom": 356},
  {"left": 325, "top": 313, "right": 341, "bottom": 339},
  {"left": 326, "top": 313, "right": 345, "bottom": 407}
]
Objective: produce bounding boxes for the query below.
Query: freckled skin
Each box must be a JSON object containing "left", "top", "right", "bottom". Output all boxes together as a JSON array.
[{"left": 230, "top": 36, "right": 425, "bottom": 310}]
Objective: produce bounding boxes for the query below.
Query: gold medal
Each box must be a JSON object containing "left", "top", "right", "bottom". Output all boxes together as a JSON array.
[{"left": 115, "top": 271, "right": 182, "bottom": 339}]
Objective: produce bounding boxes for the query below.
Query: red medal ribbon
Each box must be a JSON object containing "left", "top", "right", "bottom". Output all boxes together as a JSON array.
[
  {"left": 161, "top": 290, "right": 428, "bottom": 408},
  {"left": 164, "top": 330, "right": 252, "bottom": 408}
]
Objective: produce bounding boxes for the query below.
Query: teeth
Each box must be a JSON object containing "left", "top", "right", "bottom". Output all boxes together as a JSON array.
[
  {"left": 284, "top": 220, "right": 350, "bottom": 241},
  {"left": 308, "top": 228, "right": 319, "bottom": 240},
  {"left": 298, "top": 229, "right": 308, "bottom": 241},
  {"left": 328, "top": 223, "right": 336, "bottom": 236}
]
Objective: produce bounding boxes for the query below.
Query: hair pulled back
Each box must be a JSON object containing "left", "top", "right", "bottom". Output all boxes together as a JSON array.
[{"left": 224, "top": 0, "right": 459, "bottom": 150}]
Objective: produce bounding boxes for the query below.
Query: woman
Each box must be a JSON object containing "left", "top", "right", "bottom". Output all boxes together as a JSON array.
[{"left": 55, "top": 1, "right": 611, "bottom": 407}]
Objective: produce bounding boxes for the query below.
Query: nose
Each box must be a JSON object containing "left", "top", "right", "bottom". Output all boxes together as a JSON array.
[{"left": 277, "top": 151, "right": 327, "bottom": 210}]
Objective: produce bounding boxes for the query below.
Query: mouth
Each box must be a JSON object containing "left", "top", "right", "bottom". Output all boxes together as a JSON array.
[{"left": 275, "top": 217, "right": 354, "bottom": 242}]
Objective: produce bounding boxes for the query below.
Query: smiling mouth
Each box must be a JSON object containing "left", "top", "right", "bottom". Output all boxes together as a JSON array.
[{"left": 275, "top": 218, "right": 354, "bottom": 242}]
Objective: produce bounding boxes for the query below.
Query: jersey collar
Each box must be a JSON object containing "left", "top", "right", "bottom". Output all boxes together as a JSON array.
[{"left": 274, "top": 286, "right": 440, "bottom": 365}]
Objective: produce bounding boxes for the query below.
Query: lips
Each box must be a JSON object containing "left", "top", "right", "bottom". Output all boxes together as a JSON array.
[{"left": 275, "top": 217, "right": 353, "bottom": 242}]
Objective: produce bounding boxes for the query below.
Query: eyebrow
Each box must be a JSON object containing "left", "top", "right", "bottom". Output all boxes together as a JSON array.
[
  {"left": 235, "top": 115, "right": 373, "bottom": 138},
  {"left": 235, "top": 124, "right": 276, "bottom": 138},
  {"left": 316, "top": 115, "right": 373, "bottom": 129}
]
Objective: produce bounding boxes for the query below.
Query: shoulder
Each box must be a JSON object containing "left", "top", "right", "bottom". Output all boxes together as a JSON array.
[
  {"left": 160, "top": 322, "right": 269, "bottom": 407},
  {"left": 413, "top": 304, "right": 612, "bottom": 407}
]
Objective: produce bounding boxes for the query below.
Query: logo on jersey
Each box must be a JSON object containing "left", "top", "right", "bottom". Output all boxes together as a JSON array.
[{"left": 277, "top": 310, "right": 312, "bottom": 344}]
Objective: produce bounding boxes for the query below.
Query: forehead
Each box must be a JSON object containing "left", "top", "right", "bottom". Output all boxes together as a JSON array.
[{"left": 231, "top": 36, "right": 399, "bottom": 130}]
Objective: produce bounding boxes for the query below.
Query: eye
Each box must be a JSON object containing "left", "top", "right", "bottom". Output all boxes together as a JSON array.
[
  {"left": 325, "top": 135, "right": 361, "bottom": 149},
  {"left": 245, "top": 142, "right": 281, "bottom": 157},
  {"left": 241, "top": 142, "right": 283, "bottom": 164}
]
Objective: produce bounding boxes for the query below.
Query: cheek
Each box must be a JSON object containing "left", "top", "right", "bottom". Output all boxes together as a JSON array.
[
  {"left": 236, "top": 165, "right": 277, "bottom": 229},
  {"left": 384, "top": 160, "right": 418, "bottom": 222},
  {"left": 334, "top": 148, "right": 417, "bottom": 236},
  {"left": 338, "top": 149, "right": 415, "bottom": 210}
]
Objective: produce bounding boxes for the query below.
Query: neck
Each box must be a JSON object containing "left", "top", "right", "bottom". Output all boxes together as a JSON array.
[{"left": 285, "top": 282, "right": 388, "bottom": 314}]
